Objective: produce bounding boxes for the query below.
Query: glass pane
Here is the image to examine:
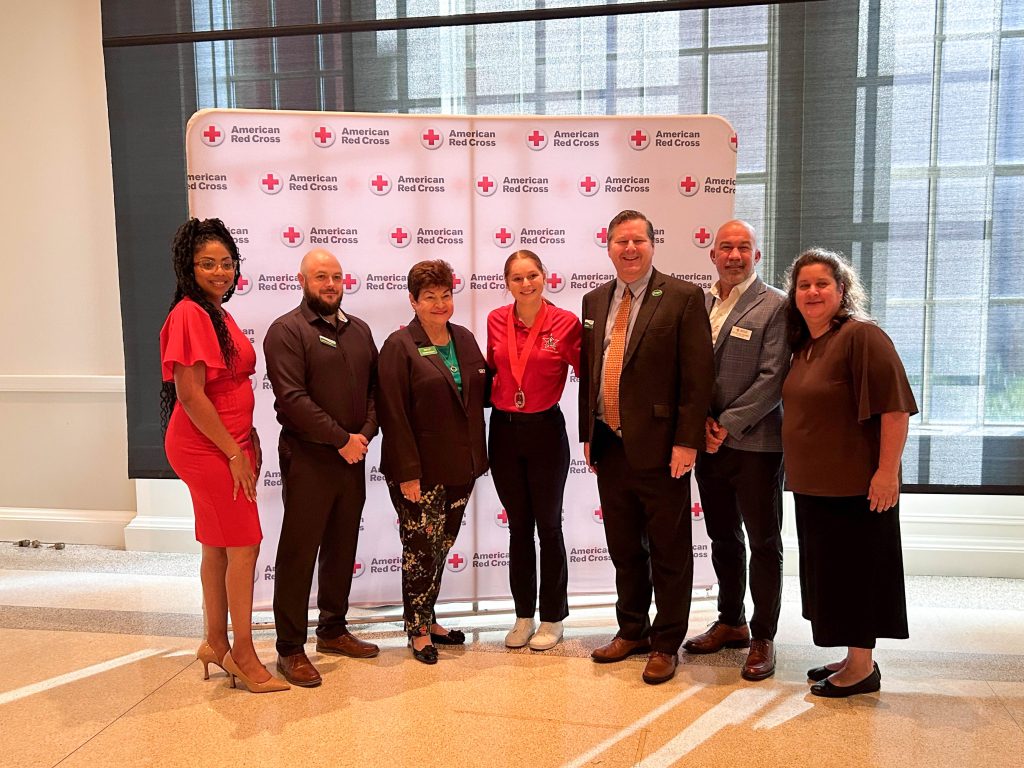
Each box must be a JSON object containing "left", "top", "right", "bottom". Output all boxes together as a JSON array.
[
  {"left": 1004, "top": 1, "right": 1024, "bottom": 29},
  {"left": 943, "top": 0, "right": 997, "bottom": 34},
  {"left": 708, "top": 51, "right": 768, "bottom": 174},
  {"left": 888, "top": 37, "right": 935, "bottom": 167},
  {"left": 542, "top": 18, "right": 607, "bottom": 94},
  {"left": 885, "top": 304, "right": 926, "bottom": 389},
  {"left": 735, "top": 182, "right": 765, "bottom": 243},
  {"left": 929, "top": 303, "right": 982, "bottom": 423},
  {"left": 709, "top": 6, "right": 768, "bottom": 47},
  {"left": 933, "top": 177, "right": 988, "bottom": 299},
  {"left": 937, "top": 39, "right": 993, "bottom": 166},
  {"left": 991, "top": 176, "right": 1024, "bottom": 299},
  {"left": 475, "top": 22, "right": 537, "bottom": 97},
  {"left": 996, "top": 38, "right": 1024, "bottom": 164},
  {"left": 986, "top": 303, "right": 1024, "bottom": 423}
]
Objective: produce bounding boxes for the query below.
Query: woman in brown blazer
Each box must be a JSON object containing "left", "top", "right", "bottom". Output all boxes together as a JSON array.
[{"left": 377, "top": 260, "right": 488, "bottom": 664}]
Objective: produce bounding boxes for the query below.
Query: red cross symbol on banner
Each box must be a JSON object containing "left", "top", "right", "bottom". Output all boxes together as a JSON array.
[
  {"left": 692, "top": 227, "right": 713, "bottom": 248},
  {"left": 260, "top": 173, "right": 282, "bottom": 194},
  {"left": 546, "top": 273, "right": 564, "bottom": 292},
  {"left": 313, "top": 126, "right": 334, "bottom": 146},
  {"left": 353, "top": 561, "right": 363, "bottom": 576},
  {"left": 595, "top": 227, "right": 608, "bottom": 246},
  {"left": 593, "top": 508, "right": 604, "bottom": 523},
  {"left": 579, "top": 175, "right": 599, "bottom": 196},
  {"left": 201, "top": 125, "right": 223, "bottom": 146},
  {"left": 730, "top": 132, "right": 738, "bottom": 151},
  {"left": 342, "top": 273, "right": 359, "bottom": 293},
  {"left": 390, "top": 227, "right": 411, "bottom": 247},
  {"left": 496, "top": 509, "right": 509, "bottom": 527},
  {"left": 679, "top": 176, "right": 698, "bottom": 196},
  {"left": 691, "top": 502, "right": 704, "bottom": 521},
  {"left": 421, "top": 128, "right": 443, "bottom": 149},
  {"left": 447, "top": 552, "right": 466, "bottom": 571},
  {"left": 452, "top": 272, "right": 465, "bottom": 293},
  {"left": 526, "top": 129, "right": 547, "bottom": 150},
  {"left": 281, "top": 226, "right": 304, "bottom": 247},
  {"left": 494, "top": 227, "right": 514, "bottom": 247},
  {"left": 476, "top": 175, "right": 496, "bottom": 195},
  {"left": 370, "top": 173, "right": 391, "bottom": 195},
  {"left": 629, "top": 129, "right": 649, "bottom": 150},
  {"left": 235, "top": 275, "right": 251, "bottom": 295}
]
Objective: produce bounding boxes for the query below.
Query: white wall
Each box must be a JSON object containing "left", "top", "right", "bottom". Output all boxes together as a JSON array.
[{"left": 0, "top": 1, "right": 1020, "bottom": 576}]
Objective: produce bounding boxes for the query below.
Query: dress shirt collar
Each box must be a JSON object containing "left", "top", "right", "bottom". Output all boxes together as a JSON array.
[
  {"left": 710, "top": 269, "right": 758, "bottom": 303},
  {"left": 614, "top": 266, "right": 653, "bottom": 299}
]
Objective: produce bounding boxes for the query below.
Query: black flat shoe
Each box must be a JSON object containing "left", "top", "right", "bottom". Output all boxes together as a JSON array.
[
  {"left": 810, "top": 666, "right": 881, "bottom": 698},
  {"left": 807, "top": 661, "right": 880, "bottom": 683},
  {"left": 430, "top": 629, "right": 465, "bottom": 645},
  {"left": 408, "top": 639, "right": 438, "bottom": 665}
]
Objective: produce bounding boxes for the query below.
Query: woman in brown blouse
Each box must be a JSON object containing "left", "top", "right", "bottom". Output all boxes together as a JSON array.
[{"left": 782, "top": 248, "right": 918, "bottom": 698}]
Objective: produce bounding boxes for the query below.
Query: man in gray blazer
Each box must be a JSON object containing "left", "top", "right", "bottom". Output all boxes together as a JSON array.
[{"left": 682, "top": 220, "right": 789, "bottom": 681}]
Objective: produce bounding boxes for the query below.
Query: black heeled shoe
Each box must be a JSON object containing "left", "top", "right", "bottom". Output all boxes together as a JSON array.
[
  {"left": 430, "top": 628, "right": 466, "bottom": 645},
  {"left": 807, "top": 661, "right": 880, "bottom": 683},
  {"left": 810, "top": 664, "right": 881, "bottom": 698},
  {"left": 408, "top": 638, "right": 438, "bottom": 665}
]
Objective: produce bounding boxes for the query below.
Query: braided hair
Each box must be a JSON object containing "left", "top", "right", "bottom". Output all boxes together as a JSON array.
[{"left": 159, "top": 218, "right": 244, "bottom": 433}]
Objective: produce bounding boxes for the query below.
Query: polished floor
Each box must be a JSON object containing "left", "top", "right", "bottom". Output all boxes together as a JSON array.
[{"left": 0, "top": 545, "right": 1021, "bottom": 768}]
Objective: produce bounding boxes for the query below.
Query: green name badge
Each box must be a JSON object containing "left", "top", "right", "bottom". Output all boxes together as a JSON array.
[
  {"left": 651, "top": 289, "right": 663, "bottom": 297},
  {"left": 318, "top": 335, "right": 337, "bottom": 348},
  {"left": 419, "top": 346, "right": 438, "bottom": 356}
]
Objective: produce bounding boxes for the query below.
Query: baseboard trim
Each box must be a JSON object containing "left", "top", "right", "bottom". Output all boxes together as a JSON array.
[
  {"left": 0, "top": 374, "right": 125, "bottom": 393},
  {"left": 123, "top": 515, "right": 200, "bottom": 553},
  {"left": 0, "top": 507, "right": 135, "bottom": 547}
]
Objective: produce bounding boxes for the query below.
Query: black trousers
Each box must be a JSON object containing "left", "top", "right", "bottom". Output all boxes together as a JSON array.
[
  {"left": 274, "top": 435, "right": 366, "bottom": 656},
  {"left": 592, "top": 420, "right": 694, "bottom": 654},
  {"left": 695, "top": 446, "right": 784, "bottom": 640},
  {"left": 488, "top": 406, "right": 570, "bottom": 623}
]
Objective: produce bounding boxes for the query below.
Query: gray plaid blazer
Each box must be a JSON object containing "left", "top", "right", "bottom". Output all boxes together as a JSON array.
[{"left": 706, "top": 275, "right": 789, "bottom": 453}]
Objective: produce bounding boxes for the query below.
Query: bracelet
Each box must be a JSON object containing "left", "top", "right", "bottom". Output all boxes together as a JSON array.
[{"left": 228, "top": 454, "right": 239, "bottom": 462}]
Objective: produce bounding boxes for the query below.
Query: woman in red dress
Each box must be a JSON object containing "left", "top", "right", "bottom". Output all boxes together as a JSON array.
[{"left": 159, "top": 218, "right": 287, "bottom": 693}]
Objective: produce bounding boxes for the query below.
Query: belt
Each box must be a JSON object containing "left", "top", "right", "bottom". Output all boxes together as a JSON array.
[{"left": 491, "top": 404, "right": 562, "bottom": 423}]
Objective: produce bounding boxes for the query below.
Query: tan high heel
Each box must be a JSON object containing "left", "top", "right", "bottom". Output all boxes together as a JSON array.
[
  {"left": 221, "top": 652, "right": 290, "bottom": 693},
  {"left": 196, "top": 641, "right": 228, "bottom": 680}
]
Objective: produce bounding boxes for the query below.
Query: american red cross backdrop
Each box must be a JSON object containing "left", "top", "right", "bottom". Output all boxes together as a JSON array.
[{"left": 186, "top": 109, "right": 737, "bottom": 610}]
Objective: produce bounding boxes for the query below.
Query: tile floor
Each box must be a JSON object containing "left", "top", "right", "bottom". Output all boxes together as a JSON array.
[{"left": 0, "top": 545, "right": 1021, "bottom": 768}]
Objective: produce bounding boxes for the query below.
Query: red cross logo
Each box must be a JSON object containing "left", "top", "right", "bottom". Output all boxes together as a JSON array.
[
  {"left": 234, "top": 274, "right": 252, "bottom": 296},
  {"left": 592, "top": 508, "right": 604, "bottom": 524},
  {"left": 526, "top": 129, "right": 547, "bottom": 150},
  {"left": 421, "top": 128, "right": 443, "bottom": 149},
  {"left": 692, "top": 227, "right": 713, "bottom": 248},
  {"left": 629, "top": 129, "right": 649, "bottom": 150},
  {"left": 369, "top": 173, "right": 391, "bottom": 195},
  {"left": 495, "top": 509, "right": 509, "bottom": 528},
  {"left": 201, "top": 124, "right": 223, "bottom": 146},
  {"left": 352, "top": 559, "right": 365, "bottom": 577},
  {"left": 476, "top": 175, "right": 496, "bottom": 196},
  {"left": 342, "top": 273, "right": 360, "bottom": 293},
  {"left": 594, "top": 227, "right": 608, "bottom": 247},
  {"left": 494, "top": 227, "right": 515, "bottom": 248},
  {"left": 313, "top": 126, "right": 334, "bottom": 147},
  {"left": 281, "top": 226, "right": 304, "bottom": 247},
  {"left": 691, "top": 502, "right": 704, "bottom": 521},
  {"left": 452, "top": 271, "right": 465, "bottom": 294},
  {"left": 578, "top": 175, "right": 599, "bottom": 196},
  {"left": 260, "top": 173, "right": 282, "bottom": 194},
  {"left": 679, "top": 176, "right": 699, "bottom": 197},
  {"left": 445, "top": 552, "right": 468, "bottom": 572},
  {"left": 545, "top": 272, "right": 564, "bottom": 293},
  {"left": 390, "top": 227, "right": 411, "bottom": 248},
  {"left": 730, "top": 132, "right": 738, "bottom": 152}
]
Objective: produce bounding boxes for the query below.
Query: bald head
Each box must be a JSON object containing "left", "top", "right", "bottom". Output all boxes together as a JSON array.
[
  {"left": 298, "top": 248, "right": 344, "bottom": 315},
  {"left": 710, "top": 219, "right": 761, "bottom": 298}
]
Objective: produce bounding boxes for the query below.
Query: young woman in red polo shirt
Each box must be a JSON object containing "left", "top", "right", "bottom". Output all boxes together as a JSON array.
[{"left": 486, "top": 250, "right": 582, "bottom": 651}]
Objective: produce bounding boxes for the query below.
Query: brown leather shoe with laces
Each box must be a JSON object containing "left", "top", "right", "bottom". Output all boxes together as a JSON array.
[
  {"left": 591, "top": 635, "right": 652, "bottom": 663},
  {"left": 276, "top": 651, "right": 322, "bottom": 687},
  {"left": 741, "top": 639, "right": 776, "bottom": 681},
  {"left": 316, "top": 632, "right": 380, "bottom": 659},
  {"left": 682, "top": 621, "right": 751, "bottom": 654},
  {"left": 642, "top": 651, "right": 679, "bottom": 685}
]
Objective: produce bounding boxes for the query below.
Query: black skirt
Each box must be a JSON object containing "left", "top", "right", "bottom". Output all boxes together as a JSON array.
[{"left": 794, "top": 493, "right": 909, "bottom": 648}]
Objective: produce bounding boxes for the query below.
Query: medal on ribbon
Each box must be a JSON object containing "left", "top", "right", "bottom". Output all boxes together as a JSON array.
[{"left": 506, "top": 301, "right": 548, "bottom": 411}]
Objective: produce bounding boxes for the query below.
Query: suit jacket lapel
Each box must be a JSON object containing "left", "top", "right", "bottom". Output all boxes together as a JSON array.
[
  {"left": 623, "top": 269, "right": 663, "bottom": 368},
  {"left": 714, "top": 276, "right": 765, "bottom": 354},
  {"left": 409, "top": 317, "right": 464, "bottom": 407},
  {"left": 590, "top": 281, "right": 613, "bottom": 386}
]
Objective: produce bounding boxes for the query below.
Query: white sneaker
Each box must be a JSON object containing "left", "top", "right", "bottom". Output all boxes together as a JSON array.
[
  {"left": 528, "top": 621, "right": 563, "bottom": 651},
  {"left": 505, "top": 618, "right": 537, "bottom": 648}
]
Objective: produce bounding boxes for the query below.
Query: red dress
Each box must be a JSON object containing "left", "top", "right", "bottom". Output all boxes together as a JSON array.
[{"left": 160, "top": 298, "right": 262, "bottom": 546}]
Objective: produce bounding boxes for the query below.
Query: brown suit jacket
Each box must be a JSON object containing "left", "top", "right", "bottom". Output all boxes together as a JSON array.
[
  {"left": 377, "top": 317, "right": 488, "bottom": 487},
  {"left": 579, "top": 268, "right": 714, "bottom": 469}
]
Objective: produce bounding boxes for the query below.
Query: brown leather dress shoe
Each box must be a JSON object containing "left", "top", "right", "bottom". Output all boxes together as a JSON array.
[
  {"left": 741, "top": 638, "right": 776, "bottom": 681},
  {"left": 642, "top": 651, "right": 678, "bottom": 685},
  {"left": 682, "top": 621, "right": 751, "bottom": 654},
  {"left": 316, "top": 632, "right": 380, "bottom": 659},
  {"left": 276, "top": 651, "right": 322, "bottom": 687},
  {"left": 591, "top": 635, "right": 652, "bottom": 663}
]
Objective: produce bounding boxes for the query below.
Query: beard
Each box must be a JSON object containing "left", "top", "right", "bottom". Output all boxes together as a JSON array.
[{"left": 304, "top": 288, "right": 341, "bottom": 316}]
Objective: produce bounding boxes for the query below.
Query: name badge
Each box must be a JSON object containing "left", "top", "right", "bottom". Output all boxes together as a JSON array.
[
  {"left": 651, "top": 289, "right": 663, "bottom": 297},
  {"left": 583, "top": 319, "right": 595, "bottom": 329},
  {"left": 318, "top": 335, "right": 337, "bottom": 348},
  {"left": 419, "top": 346, "right": 438, "bottom": 356},
  {"left": 730, "top": 326, "right": 752, "bottom": 341}
]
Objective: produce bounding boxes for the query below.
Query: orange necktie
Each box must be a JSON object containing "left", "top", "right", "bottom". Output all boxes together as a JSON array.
[{"left": 603, "top": 286, "right": 632, "bottom": 432}]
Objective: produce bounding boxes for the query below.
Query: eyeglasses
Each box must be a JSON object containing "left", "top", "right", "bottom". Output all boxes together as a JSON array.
[{"left": 194, "top": 259, "right": 236, "bottom": 272}]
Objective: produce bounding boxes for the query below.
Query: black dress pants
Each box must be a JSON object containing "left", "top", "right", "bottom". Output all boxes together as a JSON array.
[
  {"left": 592, "top": 420, "right": 694, "bottom": 654},
  {"left": 488, "top": 406, "right": 570, "bottom": 623},
  {"left": 274, "top": 435, "right": 366, "bottom": 656},
  {"left": 695, "top": 445, "right": 784, "bottom": 640}
]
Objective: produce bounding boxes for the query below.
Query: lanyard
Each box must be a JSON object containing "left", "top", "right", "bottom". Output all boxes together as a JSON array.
[{"left": 506, "top": 300, "right": 548, "bottom": 409}]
